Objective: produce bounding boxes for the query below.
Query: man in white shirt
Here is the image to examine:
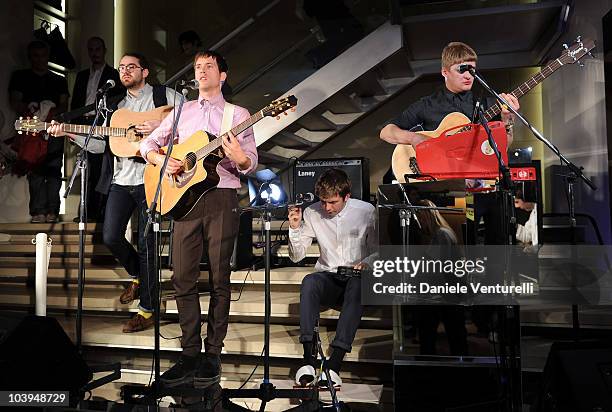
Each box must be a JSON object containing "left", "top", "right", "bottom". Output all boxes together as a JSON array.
[{"left": 288, "top": 168, "right": 377, "bottom": 387}]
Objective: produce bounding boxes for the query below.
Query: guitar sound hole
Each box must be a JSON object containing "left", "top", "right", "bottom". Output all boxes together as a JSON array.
[{"left": 184, "top": 152, "right": 197, "bottom": 171}]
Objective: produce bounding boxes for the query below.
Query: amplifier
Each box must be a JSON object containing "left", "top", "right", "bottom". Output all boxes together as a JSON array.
[{"left": 293, "top": 158, "right": 369, "bottom": 207}]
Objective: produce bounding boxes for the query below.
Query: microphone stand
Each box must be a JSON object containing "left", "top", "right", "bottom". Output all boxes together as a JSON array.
[
  {"left": 62, "top": 91, "right": 123, "bottom": 403},
  {"left": 468, "top": 67, "right": 596, "bottom": 343},
  {"left": 474, "top": 102, "right": 521, "bottom": 412},
  {"left": 64, "top": 91, "right": 109, "bottom": 352},
  {"left": 143, "top": 86, "right": 188, "bottom": 396},
  {"left": 223, "top": 187, "right": 320, "bottom": 411}
]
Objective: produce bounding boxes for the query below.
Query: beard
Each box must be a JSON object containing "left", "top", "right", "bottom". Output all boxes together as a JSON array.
[{"left": 121, "top": 76, "right": 140, "bottom": 89}]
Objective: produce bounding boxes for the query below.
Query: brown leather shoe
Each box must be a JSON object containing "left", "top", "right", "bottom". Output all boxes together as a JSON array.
[
  {"left": 122, "top": 313, "right": 154, "bottom": 333},
  {"left": 119, "top": 282, "right": 139, "bottom": 304}
]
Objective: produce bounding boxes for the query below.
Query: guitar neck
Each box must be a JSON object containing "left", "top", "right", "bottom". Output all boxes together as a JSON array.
[
  {"left": 39, "top": 122, "right": 126, "bottom": 136},
  {"left": 483, "top": 58, "right": 563, "bottom": 121},
  {"left": 195, "top": 110, "right": 264, "bottom": 159}
]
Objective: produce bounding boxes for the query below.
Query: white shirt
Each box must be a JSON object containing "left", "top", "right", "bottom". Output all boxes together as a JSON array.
[
  {"left": 84, "top": 65, "right": 105, "bottom": 115},
  {"left": 288, "top": 198, "right": 378, "bottom": 272},
  {"left": 113, "top": 84, "right": 180, "bottom": 186}
]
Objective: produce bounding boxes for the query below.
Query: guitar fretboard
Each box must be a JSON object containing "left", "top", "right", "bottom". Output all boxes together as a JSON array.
[
  {"left": 39, "top": 122, "right": 127, "bottom": 136},
  {"left": 483, "top": 58, "right": 563, "bottom": 121},
  {"left": 194, "top": 111, "right": 264, "bottom": 159}
]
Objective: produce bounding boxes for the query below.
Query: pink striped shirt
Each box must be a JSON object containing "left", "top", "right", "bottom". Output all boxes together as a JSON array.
[{"left": 140, "top": 93, "right": 258, "bottom": 189}]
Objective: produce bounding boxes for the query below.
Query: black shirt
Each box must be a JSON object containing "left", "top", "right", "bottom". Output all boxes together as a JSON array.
[
  {"left": 390, "top": 87, "right": 494, "bottom": 132},
  {"left": 8, "top": 69, "right": 69, "bottom": 109}
]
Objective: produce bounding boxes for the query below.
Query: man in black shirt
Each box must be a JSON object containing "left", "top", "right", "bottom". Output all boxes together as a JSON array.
[
  {"left": 9, "top": 40, "right": 69, "bottom": 223},
  {"left": 380, "top": 41, "right": 518, "bottom": 148},
  {"left": 381, "top": 42, "right": 524, "bottom": 348},
  {"left": 380, "top": 41, "right": 520, "bottom": 245}
]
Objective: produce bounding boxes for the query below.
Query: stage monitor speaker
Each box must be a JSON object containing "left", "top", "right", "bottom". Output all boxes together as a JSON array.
[
  {"left": 293, "top": 158, "right": 370, "bottom": 208},
  {"left": 394, "top": 356, "right": 509, "bottom": 411},
  {"left": 0, "top": 315, "right": 92, "bottom": 393},
  {"left": 201, "top": 210, "right": 253, "bottom": 271},
  {"left": 536, "top": 340, "right": 612, "bottom": 412}
]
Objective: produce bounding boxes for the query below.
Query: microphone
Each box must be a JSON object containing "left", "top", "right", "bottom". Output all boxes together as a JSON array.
[
  {"left": 97, "top": 79, "right": 115, "bottom": 94},
  {"left": 179, "top": 79, "right": 200, "bottom": 90},
  {"left": 458, "top": 64, "right": 475, "bottom": 74},
  {"left": 288, "top": 192, "right": 315, "bottom": 208},
  {"left": 296, "top": 192, "right": 315, "bottom": 204}
]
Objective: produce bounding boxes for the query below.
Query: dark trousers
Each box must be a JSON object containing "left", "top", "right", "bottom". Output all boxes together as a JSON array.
[
  {"left": 28, "top": 172, "right": 62, "bottom": 215},
  {"left": 84, "top": 152, "right": 105, "bottom": 220},
  {"left": 28, "top": 137, "right": 63, "bottom": 216},
  {"left": 466, "top": 192, "right": 506, "bottom": 245},
  {"left": 299, "top": 272, "right": 363, "bottom": 352},
  {"left": 171, "top": 189, "right": 239, "bottom": 357},
  {"left": 103, "top": 184, "right": 154, "bottom": 312}
]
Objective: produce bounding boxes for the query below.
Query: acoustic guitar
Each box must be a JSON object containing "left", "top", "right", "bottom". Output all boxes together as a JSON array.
[
  {"left": 391, "top": 36, "right": 595, "bottom": 183},
  {"left": 143, "top": 95, "right": 297, "bottom": 219},
  {"left": 14, "top": 105, "right": 173, "bottom": 158}
]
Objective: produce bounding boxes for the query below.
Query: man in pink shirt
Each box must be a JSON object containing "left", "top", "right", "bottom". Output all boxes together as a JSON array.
[{"left": 140, "top": 50, "right": 257, "bottom": 388}]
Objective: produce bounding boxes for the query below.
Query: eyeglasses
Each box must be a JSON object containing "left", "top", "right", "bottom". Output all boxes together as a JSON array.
[{"left": 118, "top": 64, "right": 143, "bottom": 73}]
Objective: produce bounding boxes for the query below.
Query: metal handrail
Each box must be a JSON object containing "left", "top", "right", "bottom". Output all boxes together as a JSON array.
[{"left": 164, "top": 0, "right": 281, "bottom": 86}]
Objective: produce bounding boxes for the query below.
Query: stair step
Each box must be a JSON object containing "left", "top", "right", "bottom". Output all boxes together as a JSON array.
[
  {"left": 293, "top": 128, "right": 334, "bottom": 143},
  {"left": 90, "top": 375, "right": 386, "bottom": 410},
  {"left": 266, "top": 145, "right": 308, "bottom": 159},
  {"left": 56, "top": 315, "right": 392, "bottom": 364},
  {"left": 0, "top": 266, "right": 313, "bottom": 285},
  {"left": 321, "top": 110, "right": 364, "bottom": 126},
  {"left": 0, "top": 285, "right": 390, "bottom": 322},
  {"left": 0, "top": 242, "right": 320, "bottom": 259},
  {"left": 378, "top": 76, "right": 416, "bottom": 93}
]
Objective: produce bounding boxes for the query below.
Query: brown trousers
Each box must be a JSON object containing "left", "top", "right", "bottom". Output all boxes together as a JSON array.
[{"left": 171, "top": 188, "right": 239, "bottom": 356}]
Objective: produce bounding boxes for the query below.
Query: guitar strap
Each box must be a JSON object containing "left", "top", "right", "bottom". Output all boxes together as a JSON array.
[{"left": 221, "top": 102, "right": 235, "bottom": 135}]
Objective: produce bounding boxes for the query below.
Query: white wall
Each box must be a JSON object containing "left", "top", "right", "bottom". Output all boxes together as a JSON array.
[{"left": 542, "top": 1, "right": 612, "bottom": 243}]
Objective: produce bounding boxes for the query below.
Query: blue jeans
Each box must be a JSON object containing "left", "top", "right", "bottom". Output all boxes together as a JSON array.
[{"left": 103, "top": 184, "right": 154, "bottom": 312}]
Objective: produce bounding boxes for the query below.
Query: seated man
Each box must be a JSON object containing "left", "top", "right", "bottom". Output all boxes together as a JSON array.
[{"left": 288, "top": 168, "right": 377, "bottom": 387}]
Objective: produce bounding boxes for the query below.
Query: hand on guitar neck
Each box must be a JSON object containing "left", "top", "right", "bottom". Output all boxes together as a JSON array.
[
  {"left": 47, "top": 120, "right": 71, "bottom": 139},
  {"left": 220, "top": 130, "right": 251, "bottom": 171}
]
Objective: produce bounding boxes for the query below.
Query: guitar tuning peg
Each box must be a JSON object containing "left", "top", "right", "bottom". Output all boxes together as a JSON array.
[
  {"left": 576, "top": 35, "right": 582, "bottom": 42},
  {"left": 17, "top": 131, "right": 22, "bottom": 135},
  {"left": 19, "top": 116, "right": 23, "bottom": 120},
  {"left": 563, "top": 43, "right": 569, "bottom": 50},
  {"left": 283, "top": 112, "right": 287, "bottom": 116},
  {"left": 578, "top": 61, "right": 584, "bottom": 68},
  {"left": 588, "top": 51, "right": 594, "bottom": 58},
  {"left": 33, "top": 116, "right": 38, "bottom": 120}
]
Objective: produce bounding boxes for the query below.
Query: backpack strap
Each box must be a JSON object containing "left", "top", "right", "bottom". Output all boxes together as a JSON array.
[{"left": 152, "top": 84, "right": 168, "bottom": 108}]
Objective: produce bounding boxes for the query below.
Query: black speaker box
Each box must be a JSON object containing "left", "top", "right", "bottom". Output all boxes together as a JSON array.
[
  {"left": 394, "top": 356, "right": 511, "bottom": 411},
  {"left": 293, "top": 158, "right": 370, "bottom": 207},
  {"left": 536, "top": 340, "right": 612, "bottom": 412},
  {"left": 0, "top": 315, "right": 92, "bottom": 392}
]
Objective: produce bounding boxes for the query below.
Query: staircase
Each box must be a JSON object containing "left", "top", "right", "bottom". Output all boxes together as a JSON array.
[{"left": 0, "top": 221, "right": 394, "bottom": 408}]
